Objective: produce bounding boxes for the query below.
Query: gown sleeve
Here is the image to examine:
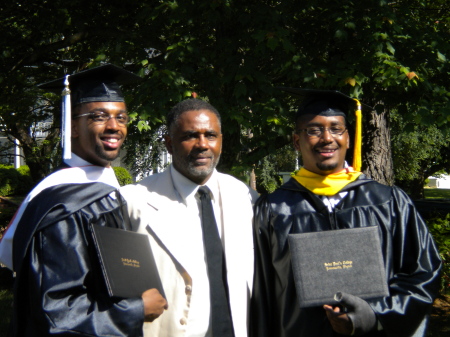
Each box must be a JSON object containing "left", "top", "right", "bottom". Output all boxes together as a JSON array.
[
  {"left": 24, "top": 202, "right": 145, "bottom": 336},
  {"left": 250, "top": 194, "right": 276, "bottom": 337},
  {"left": 368, "top": 187, "right": 442, "bottom": 337}
]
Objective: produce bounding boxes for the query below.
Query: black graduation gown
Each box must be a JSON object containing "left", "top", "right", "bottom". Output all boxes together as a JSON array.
[
  {"left": 250, "top": 176, "right": 442, "bottom": 337},
  {"left": 11, "top": 183, "right": 144, "bottom": 336}
]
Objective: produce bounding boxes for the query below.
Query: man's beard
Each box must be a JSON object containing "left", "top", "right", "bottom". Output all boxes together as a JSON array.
[
  {"left": 185, "top": 153, "right": 220, "bottom": 180},
  {"left": 95, "top": 144, "right": 120, "bottom": 162},
  {"left": 173, "top": 150, "right": 221, "bottom": 183},
  {"left": 316, "top": 162, "right": 339, "bottom": 172}
]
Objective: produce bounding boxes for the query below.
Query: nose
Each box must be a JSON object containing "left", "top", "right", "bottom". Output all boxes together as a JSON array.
[
  {"left": 321, "top": 128, "right": 334, "bottom": 142},
  {"left": 104, "top": 116, "right": 121, "bottom": 130},
  {"left": 196, "top": 135, "right": 208, "bottom": 149}
]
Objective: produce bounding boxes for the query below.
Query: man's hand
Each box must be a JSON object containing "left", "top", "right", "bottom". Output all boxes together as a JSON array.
[
  {"left": 323, "top": 304, "right": 353, "bottom": 335},
  {"left": 141, "top": 288, "right": 168, "bottom": 322},
  {"left": 324, "top": 292, "right": 377, "bottom": 336}
]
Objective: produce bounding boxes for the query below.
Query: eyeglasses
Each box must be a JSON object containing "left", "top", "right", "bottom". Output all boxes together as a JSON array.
[
  {"left": 297, "top": 126, "right": 347, "bottom": 138},
  {"left": 73, "top": 112, "right": 130, "bottom": 126}
]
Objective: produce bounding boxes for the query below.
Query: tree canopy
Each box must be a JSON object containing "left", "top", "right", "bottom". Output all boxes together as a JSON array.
[{"left": 1, "top": 0, "right": 449, "bottom": 194}]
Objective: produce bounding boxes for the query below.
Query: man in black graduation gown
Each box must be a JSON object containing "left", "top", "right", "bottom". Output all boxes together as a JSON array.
[
  {"left": 250, "top": 89, "right": 442, "bottom": 337},
  {"left": 8, "top": 65, "right": 167, "bottom": 336}
]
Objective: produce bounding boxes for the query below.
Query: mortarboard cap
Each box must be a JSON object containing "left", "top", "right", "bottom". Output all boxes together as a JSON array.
[
  {"left": 278, "top": 87, "right": 373, "bottom": 171},
  {"left": 38, "top": 64, "right": 142, "bottom": 161},
  {"left": 38, "top": 64, "right": 142, "bottom": 106},
  {"left": 277, "top": 87, "right": 372, "bottom": 119}
]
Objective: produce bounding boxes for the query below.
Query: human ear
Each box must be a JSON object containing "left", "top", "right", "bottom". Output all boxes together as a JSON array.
[
  {"left": 293, "top": 132, "right": 301, "bottom": 152},
  {"left": 71, "top": 120, "right": 79, "bottom": 139},
  {"left": 164, "top": 134, "right": 173, "bottom": 154}
]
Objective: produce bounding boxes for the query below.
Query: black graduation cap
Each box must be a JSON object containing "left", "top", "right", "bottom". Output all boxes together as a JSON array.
[
  {"left": 38, "top": 64, "right": 142, "bottom": 106},
  {"left": 38, "top": 64, "right": 142, "bottom": 160},
  {"left": 278, "top": 87, "right": 373, "bottom": 171},
  {"left": 277, "top": 87, "right": 372, "bottom": 118}
]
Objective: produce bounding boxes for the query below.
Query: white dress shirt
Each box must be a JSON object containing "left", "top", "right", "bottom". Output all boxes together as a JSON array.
[{"left": 170, "top": 165, "right": 227, "bottom": 337}]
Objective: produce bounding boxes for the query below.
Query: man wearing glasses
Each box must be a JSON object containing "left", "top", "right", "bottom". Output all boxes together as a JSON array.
[
  {"left": 1, "top": 64, "right": 167, "bottom": 336},
  {"left": 250, "top": 89, "right": 441, "bottom": 337}
]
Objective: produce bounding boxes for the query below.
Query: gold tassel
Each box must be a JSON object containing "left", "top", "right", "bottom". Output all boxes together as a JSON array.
[{"left": 353, "top": 99, "right": 362, "bottom": 171}]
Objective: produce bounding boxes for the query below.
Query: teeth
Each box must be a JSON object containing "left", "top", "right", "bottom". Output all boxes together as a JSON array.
[{"left": 104, "top": 138, "right": 118, "bottom": 143}]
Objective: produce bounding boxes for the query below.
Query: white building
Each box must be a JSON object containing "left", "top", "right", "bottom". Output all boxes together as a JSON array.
[{"left": 427, "top": 175, "right": 450, "bottom": 189}]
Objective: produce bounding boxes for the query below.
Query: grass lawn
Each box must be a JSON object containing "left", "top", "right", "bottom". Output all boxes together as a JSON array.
[{"left": 424, "top": 188, "right": 450, "bottom": 199}]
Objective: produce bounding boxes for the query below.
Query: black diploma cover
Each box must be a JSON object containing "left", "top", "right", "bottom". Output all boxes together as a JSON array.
[
  {"left": 91, "top": 225, "right": 165, "bottom": 298},
  {"left": 288, "top": 226, "right": 389, "bottom": 308}
]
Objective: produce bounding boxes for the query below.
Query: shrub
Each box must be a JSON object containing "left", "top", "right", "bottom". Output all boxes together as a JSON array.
[
  {"left": 256, "top": 157, "right": 283, "bottom": 194},
  {"left": 0, "top": 165, "right": 34, "bottom": 197},
  {"left": 113, "top": 166, "right": 132, "bottom": 186},
  {"left": 427, "top": 214, "right": 450, "bottom": 294},
  {"left": 0, "top": 165, "right": 16, "bottom": 196},
  {"left": 15, "top": 165, "right": 34, "bottom": 195}
]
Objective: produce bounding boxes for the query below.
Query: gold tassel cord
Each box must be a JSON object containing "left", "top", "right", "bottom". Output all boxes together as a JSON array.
[{"left": 352, "top": 99, "right": 362, "bottom": 171}]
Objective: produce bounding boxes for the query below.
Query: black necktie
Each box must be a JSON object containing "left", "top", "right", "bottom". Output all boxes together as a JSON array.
[{"left": 197, "top": 186, "right": 234, "bottom": 337}]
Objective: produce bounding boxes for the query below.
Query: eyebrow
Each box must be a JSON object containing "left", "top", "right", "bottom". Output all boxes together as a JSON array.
[
  {"left": 182, "top": 130, "right": 220, "bottom": 136},
  {"left": 305, "top": 121, "right": 345, "bottom": 127},
  {"left": 88, "top": 108, "right": 128, "bottom": 114}
]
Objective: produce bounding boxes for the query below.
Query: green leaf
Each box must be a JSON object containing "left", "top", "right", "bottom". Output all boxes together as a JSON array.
[
  {"left": 386, "top": 42, "right": 395, "bottom": 55},
  {"left": 437, "top": 51, "right": 447, "bottom": 62},
  {"left": 345, "top": 22, "right": 356, "bottom": 29},
  {"left": 267, "top": 37, "right": 278, "bottom": 51},
  {"left": 234, "top": 82, "right": 247, "bottom": 98}
]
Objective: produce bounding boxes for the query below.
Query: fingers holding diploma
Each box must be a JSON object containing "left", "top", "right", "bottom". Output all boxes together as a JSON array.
[
  {"left": 142, "top": 288, "right": 168, "bottom": 322},
  {"left": 324, "top": 292, "right": 377, "bottom": 336}
]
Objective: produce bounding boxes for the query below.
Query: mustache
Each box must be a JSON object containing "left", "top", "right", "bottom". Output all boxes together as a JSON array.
[{"left": 188, "top": 149, "right": 214, "bottom": 159}]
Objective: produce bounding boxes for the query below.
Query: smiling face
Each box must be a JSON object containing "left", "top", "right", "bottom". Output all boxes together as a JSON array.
[
  {"left": 71, "top": 101, "right": 127, "bottom": 167},
  {"left": 165, "top": 109, "right": 222, "bottom": 185},
  {"left": 294, "top": 114, "right": 349, "bottom": 175}
]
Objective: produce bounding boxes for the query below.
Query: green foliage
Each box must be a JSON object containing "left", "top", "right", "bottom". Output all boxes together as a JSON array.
[
  {"left": 123, "top": 125, "right": 168, "bottom": 179},
  {"left": 392, "top": 105, "right": 450, "bottom": 197},
  {"left": 254, "top": 144, "right": 298, "bottom": 193},
  {"left": 427, "top": 214, "right": 450, "bottom": 294},
  {"left": 113, "top": 166, "right": 132, "bottom": 186},
  {"left": 0, "top": 203, "right": 16, "bottom": 233},
  {"left": 1, "top": 0, "right": 450, "bottom": 181},
  {"left": 255, "top": 156, "right": 283, "bottom": 194},
  {"left": 0, "top": 165, "right": 33, "bottom": 196},
  {"left": 0, "top": 165, "right": 16, "bottom": 196},
  {"left": 15, "top": 165, "right": 34, "bottom": 195}
]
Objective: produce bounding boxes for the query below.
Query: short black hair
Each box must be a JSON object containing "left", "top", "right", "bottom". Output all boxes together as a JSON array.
[{"left": 167, "top": 98, "right": 221, "bottom": 134}]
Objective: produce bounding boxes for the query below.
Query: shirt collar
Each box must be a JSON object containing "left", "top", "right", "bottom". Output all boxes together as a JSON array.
[
  {"left": 62, "top": 152, "right": 119, "bottom": 188},
  {"left": 64, "top": 153, "right": 97, "bottom": 167},
  {"left": 170, "top": 165, "right": 219, "bottom": 203}
]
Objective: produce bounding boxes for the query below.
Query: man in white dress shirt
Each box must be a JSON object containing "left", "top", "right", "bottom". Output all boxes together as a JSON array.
[{"left": 121, "top": 98, "right": 257, "bottom": 337}]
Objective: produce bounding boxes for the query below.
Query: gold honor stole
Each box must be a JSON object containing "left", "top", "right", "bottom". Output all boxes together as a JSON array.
[{"left": 293, "top": 167, "right": 362, "bottom": 196}]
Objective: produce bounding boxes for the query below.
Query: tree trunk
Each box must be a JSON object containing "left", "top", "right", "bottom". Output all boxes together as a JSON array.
[
  {"left": 363, "top": 108, "right": 394, "bottom": 186},
  {"left": 14, "top": 124, "right": 60, "bottom": 184}
]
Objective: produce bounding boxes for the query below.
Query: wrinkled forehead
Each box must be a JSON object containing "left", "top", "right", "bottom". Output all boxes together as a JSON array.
[{"left": 173, "top": 109, "right": 222, "bottom": 131}]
